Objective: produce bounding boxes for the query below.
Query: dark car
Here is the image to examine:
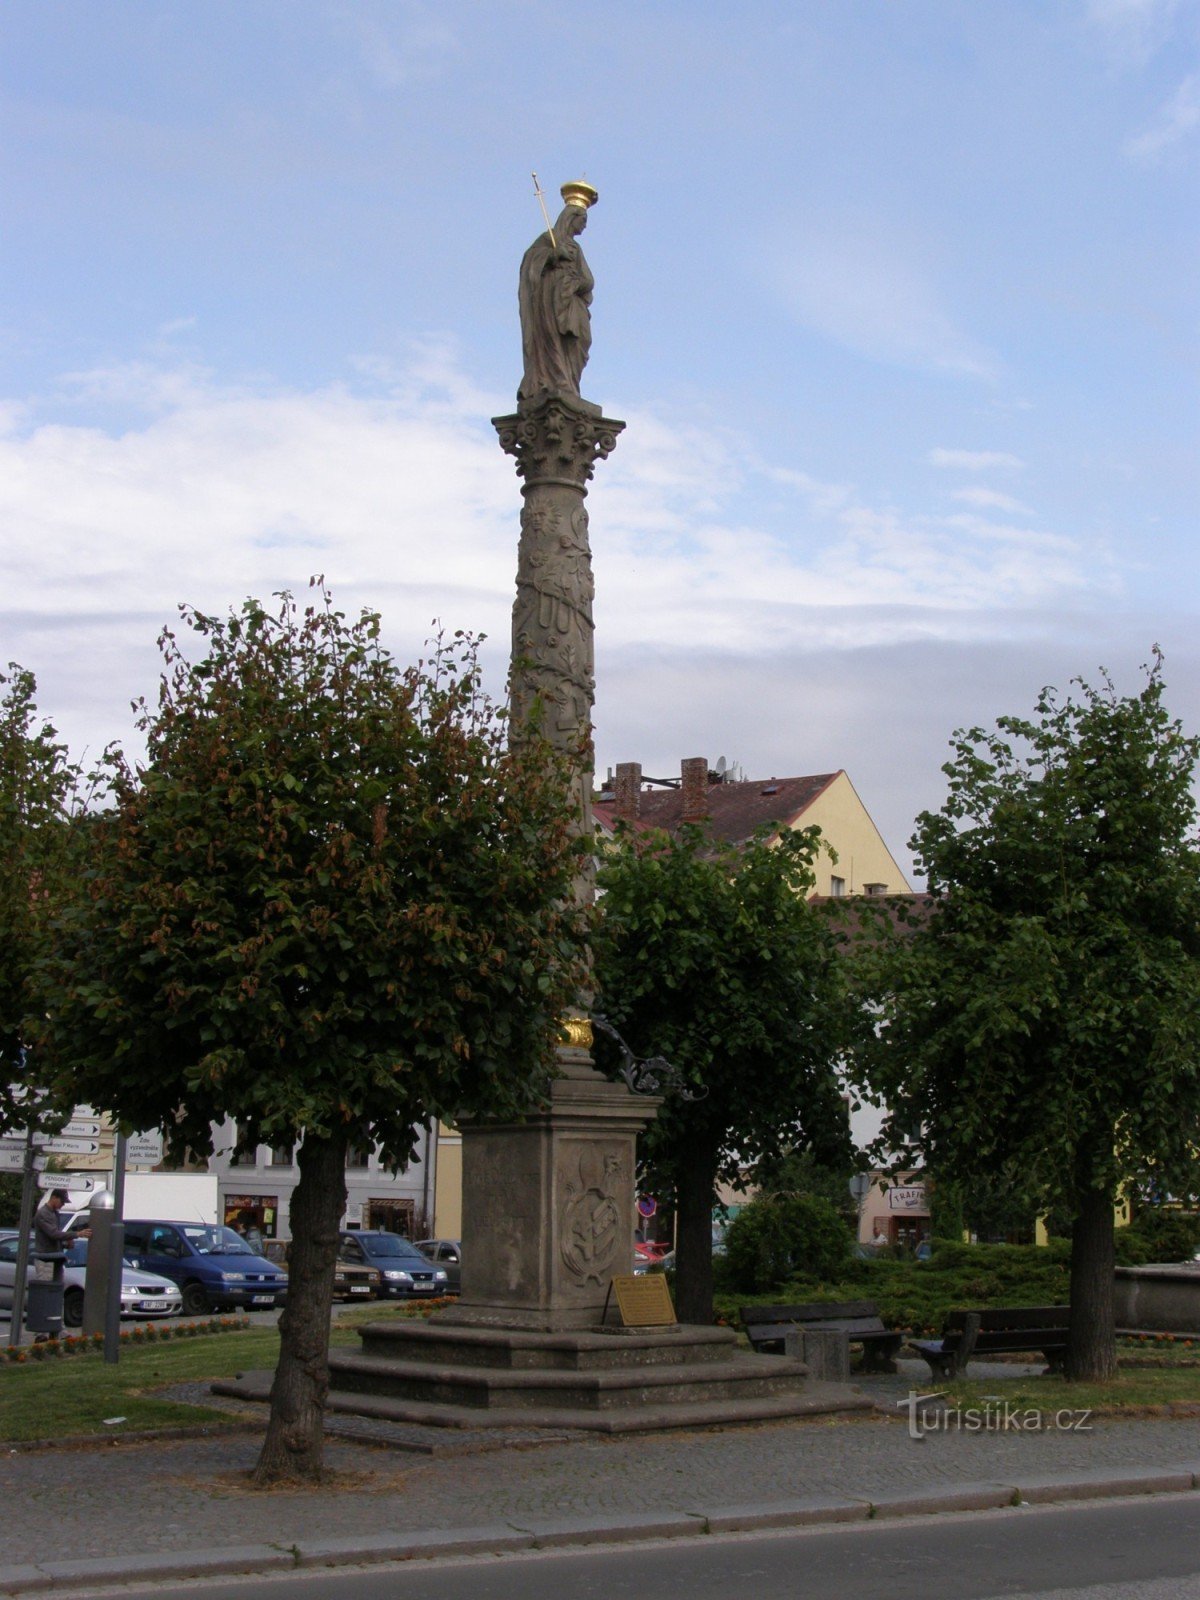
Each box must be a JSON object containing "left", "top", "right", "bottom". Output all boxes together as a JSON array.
[
  {"left": 338, "top": 1230, "right": 447, "bottom": 1298},
  {"left": 415, "top": 1238, "right": 461, "bottom": 1293},
  {"left": 260, "top": 1239, "right": 381, "bottom": 1301},
  {"left": 121, "top": 1220, "right": 289, "bottom": 1316}
]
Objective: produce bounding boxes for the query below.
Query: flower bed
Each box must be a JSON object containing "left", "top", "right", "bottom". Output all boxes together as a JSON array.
[{"left": 3, "top": 1316, "right": 250, "bottom": 1364}]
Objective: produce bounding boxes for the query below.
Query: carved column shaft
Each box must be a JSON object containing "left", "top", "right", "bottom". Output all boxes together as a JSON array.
[
  {"left": 442, "top": 393, "right": 655, "bottom": 1333},
  {"left": 494, "top": 393, "right": 626, "bottom": 1076}
]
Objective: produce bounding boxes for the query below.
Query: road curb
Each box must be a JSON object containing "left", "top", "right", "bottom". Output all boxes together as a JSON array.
[{"left": 1, "top": 1467, "right": 1198, "bottom": 1594}]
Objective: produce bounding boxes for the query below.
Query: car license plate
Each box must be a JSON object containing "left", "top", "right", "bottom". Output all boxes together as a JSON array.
[
  {"left": 350, "top": 1285, "right": 370, "bottom": 1294},
  {"left": 142, "top": 1300, "right": 169, "bottom": 1310},
  {"left": 250, "top": 1295, "right": 275, "bottom": 1305}
]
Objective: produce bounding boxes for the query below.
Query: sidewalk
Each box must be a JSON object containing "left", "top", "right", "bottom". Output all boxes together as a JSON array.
[{"left": 2, "top": 1360, "right": 1199, "bottom": 1594}]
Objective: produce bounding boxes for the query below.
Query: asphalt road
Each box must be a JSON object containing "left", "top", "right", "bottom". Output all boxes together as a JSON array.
[{"left": 47, "top": 1493, "right": 1200, "bottom": 1600}]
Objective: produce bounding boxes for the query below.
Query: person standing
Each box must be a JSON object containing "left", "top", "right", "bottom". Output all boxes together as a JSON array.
[{"left": 33, "top": 1187, "right": 87, "bottom": 1278}]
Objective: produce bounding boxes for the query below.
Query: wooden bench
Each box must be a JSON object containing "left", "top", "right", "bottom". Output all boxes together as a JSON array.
[
  {"left": 740, "top": 1300, "right": 905, "bottom": 1373},
  {"left": 911, "top": 1306, "right": 1070, "bottom": 1379}
]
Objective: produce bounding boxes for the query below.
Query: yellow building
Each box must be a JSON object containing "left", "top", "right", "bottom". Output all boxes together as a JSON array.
[{"left": 594, "top": 759, "right": 912, "bottom": 899}]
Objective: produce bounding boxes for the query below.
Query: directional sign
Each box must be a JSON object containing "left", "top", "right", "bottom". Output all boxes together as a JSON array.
[
  {"left": 0, "top": 1148, "right": 48, "bottom": 1172},
  {"left": 34, "top": 1136, "right": 101, "bottom": 1156},
  {"left": 37, "top": 1171, "right": 105, "bottom": 1193},
  {"left": 59, "top": 1119, "right": 102, "bottom": 1139}
]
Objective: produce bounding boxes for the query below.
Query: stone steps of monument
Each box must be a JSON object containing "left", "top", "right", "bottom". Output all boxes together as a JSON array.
[
  {"left": 357, "top": 1318, "right": 737, "bottom": 1371},
  {"left": 213, "top": 1369, "right": 872, "bottom": 1434},
  {"left": 325, "top": 1347, "right": 814, "bottom": 1412}
]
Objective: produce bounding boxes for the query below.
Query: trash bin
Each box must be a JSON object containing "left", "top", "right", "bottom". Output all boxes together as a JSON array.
[{"left": 26, "top": 1248, "right": 65, "bottom": 1337}]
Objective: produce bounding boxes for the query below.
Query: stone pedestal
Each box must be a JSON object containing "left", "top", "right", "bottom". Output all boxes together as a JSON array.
[{"left": 445, "top": 1070, "right": 654, "bottom": 1331}]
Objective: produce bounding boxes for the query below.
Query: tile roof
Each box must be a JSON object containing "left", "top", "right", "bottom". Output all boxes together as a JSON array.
[{"left": 592, "top": 771, "right": 842, "bottom": 844}]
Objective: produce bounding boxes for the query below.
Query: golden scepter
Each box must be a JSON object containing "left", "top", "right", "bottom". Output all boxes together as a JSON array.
[{"left": 531, "top": 172, "right": 556, "bottom": 249}]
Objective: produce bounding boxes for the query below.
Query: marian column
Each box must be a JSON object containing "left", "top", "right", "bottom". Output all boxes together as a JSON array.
[{"left": 452, "top": 182, "right": 658, "bottom": 1330}]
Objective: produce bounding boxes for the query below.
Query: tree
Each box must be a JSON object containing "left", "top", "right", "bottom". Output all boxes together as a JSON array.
[
  {"left": 39, "top": 586, "right": 587, "bottom": 1482},
  {"left": 0, "top": 665, "right": 78, "bottom": 1130},
  {"left": 593, "top": 824, "right": 857, "bottom": 1324},
  {"left": 859, "top": 656, "right": 1200, "bottom": 1380}
]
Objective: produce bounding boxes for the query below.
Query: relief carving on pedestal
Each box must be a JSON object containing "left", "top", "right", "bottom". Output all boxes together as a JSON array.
[{"left": 559, "top": 1147, "right": 624, "bottom": 1286}]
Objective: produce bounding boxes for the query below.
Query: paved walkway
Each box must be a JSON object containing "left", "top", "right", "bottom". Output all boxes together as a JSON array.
[{"left": 2, "top": 1359, "right": 1200, "bottom": 1593}]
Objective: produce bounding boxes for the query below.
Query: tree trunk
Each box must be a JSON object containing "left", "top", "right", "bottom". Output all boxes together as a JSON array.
[
  {"left": 253, "top": 1128, "right": 347, "bottom": 1484},
  {"left": 1065, "top": 1180, "right": 1117, "bottom": 1382},
  {"left": 674, "top": 1138, "right": 718, "bottom": 1326}
]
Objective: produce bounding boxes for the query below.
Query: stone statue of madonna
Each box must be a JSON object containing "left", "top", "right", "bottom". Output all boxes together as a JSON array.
[{"left": 517, "top": 181, "right": 598, "bottom": 404}]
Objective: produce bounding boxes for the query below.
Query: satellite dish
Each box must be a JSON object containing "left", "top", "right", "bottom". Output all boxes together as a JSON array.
[{"left": 716, "top": 756, "right": 727, "bottom": 773}]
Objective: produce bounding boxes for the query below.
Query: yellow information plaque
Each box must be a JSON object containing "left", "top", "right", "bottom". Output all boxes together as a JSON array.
[{"left": 610, "top": 1273, "right": 677, "bottom": 1327}]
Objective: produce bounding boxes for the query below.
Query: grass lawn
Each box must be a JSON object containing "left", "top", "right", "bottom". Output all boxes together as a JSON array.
[
  {"left": 939, "top": 1366, "right": 1200, "bottom": 1415},
  {"left": 0, "top": 1304, "right": 428, "bottom": 1444}
]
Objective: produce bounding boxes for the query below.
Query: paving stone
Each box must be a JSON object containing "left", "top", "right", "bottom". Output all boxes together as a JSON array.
[
  {"left": 512, "top": 1510, "right": 707, "bottom": 1546},
  {"left": 294, "top": 1526, "right": 536, "bottom": 1568},
  {"left": 863, "top": 1482, "right": 1018, "bottom": 1518},
  {"left": 1014, "top": 1465, "right": 1196, "bottom": 1503},
  {"left": 704, "top": 1495, "right": 869, "bottom": 1532}
]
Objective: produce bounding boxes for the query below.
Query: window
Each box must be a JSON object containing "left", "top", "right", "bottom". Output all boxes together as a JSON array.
[
  {"left": 864, "top": 882, "right": 888, "bottom": 896},
  {"left": 830, "top": 876, "right": 846, "bottom": 897},
  {"left": 229, "top": 1126, "right": 258, "bottom": 1167},
  {"left": 269, "top": 1143, "right": 295, "bottom": 1167},
  {"left": 345, "top": 1144, "right": 370, "bottom": 1170}
]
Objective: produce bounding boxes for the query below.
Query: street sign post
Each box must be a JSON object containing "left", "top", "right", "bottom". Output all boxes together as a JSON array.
[
  {"left": 58, "top": 1119, "right": 102, "bottom": 1140},
  {"left": 125, "top": 1131, "right": 164, "bottom": 1166},
  {"left": 0, "top": 1147, "right": 46, "bottom": 1172},
  {"left": 36, "top": 1172, "right": 106, "bottom": 1194},
  {"left": 33, "top": 1136, "right": 101, "bottom": 1156}
]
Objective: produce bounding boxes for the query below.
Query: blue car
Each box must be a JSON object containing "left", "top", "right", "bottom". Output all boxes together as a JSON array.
[{"left": 121, "top": 1220, "right": 289, "bottom": 1317}]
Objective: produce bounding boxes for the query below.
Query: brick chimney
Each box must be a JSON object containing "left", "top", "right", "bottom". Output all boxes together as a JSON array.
[
  {"left": 680, "top": 757, "right": 709, "bottom": 824},
  {"left": 612, "top": 761, "right": 642, "bottom": 821}
]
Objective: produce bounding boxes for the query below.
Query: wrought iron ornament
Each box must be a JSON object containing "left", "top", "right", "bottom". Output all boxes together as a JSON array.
[{"left": 591, "top": 1015, "right": 706, "bottom": 1101}]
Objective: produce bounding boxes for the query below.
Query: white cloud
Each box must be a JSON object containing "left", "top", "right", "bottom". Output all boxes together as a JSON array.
[
  {"left": 0, "top": 352, "right": 1123, "bottom": 790},
  {"left": 1126, "top": 71, "right": 1200, "bottom": 157},
  {"left": 1086, "top": 0, "right": 1184, "bottom": 67},
  {"left": 951, "top": 487, "right": 1033, "bottom": 514},
  {"left": 928, "top": 448, "right": 1025, "bottom": 471},
  {"left": 764, "top": 229, "right": 999, "bottom": 380}
]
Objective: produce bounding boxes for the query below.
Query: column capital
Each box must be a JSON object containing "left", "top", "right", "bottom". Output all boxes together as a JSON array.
[{"left": 493, "top": 393, "right": 626, "bottom": 489}]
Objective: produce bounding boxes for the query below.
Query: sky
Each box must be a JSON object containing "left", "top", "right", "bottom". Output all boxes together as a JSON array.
[{"left": 2, "top": 0, "right": 1197, "bottom": 882}]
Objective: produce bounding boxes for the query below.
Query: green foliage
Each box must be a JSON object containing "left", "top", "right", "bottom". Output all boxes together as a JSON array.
[
  {"left": 715, "top": 1240, "right": 1073, "bottom": 1335},
  {"left": 752, "top": 1148, "right": 858, "bottom": 1220},
  {"left": 0, "top": 1173, "right": 22, "bottom": 1226},
  {"left": 594, "top": 823, "right": 858, "bottom": 1198},
  {"left": 723, "top": 1192, "right": 852, "bottom": 1293},
  {"left": 1117, "top": 1209, "right": 1200, "bottom": 1265},
  {"left": 37, "top": 586, "right": 588, "bottom": 1163},
  {"left": 858, "top": 655, "right": 1200, "bottom": 1228},
  {"left": 0, "top": 666, "right": 79, "bottom": 1128}
]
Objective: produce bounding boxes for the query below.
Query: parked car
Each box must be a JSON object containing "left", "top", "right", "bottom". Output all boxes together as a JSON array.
[
  {"left": 119, "top": 1220, "right": 289, "bottom": 1316},
  {"left": 338, "top": 1231, "right": 448, "bottom": 1298},
  {"left": 634, "top": 1249, "right": 674, "bottom": 1276},
  {"left": 414, "top": 1238, "right": 461, "bottom": 1294},
  {"left": 0, "top": 1233, "right": 183, "bottom": 1325},
  {"left": 261, "top": 1239, "right": 381, "bottom": 1302}
]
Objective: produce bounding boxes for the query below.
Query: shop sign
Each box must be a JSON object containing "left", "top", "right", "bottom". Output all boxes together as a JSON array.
[{"left": 887, "top": 1184, "right": 927, "bottom": 1212}]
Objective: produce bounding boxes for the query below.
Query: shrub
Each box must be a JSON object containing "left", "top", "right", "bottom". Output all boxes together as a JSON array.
[
  {"left": 1125, "top": 1209, "right": 1200, "bottom": 1264},
  {"left": 723, "top": 1192, "right": 851, "bottom": 1293}
]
